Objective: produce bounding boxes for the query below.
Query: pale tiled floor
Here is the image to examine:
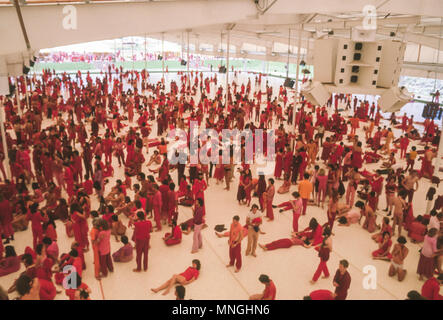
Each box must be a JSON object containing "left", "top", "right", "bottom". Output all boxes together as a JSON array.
[{"left": 0, "top": 72, "right": 440, "bottom": 300}]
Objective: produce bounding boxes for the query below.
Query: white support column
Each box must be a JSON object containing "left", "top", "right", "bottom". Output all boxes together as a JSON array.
[
  {"left": 15, "top": 78, "right": 21, "bottom": 116},
  {"left": 161, "top": 33, "right": 165, "bottom": 80},
  {"left": 225, "top": 29, "right": 230, "bottom": 109},
  {"left": 24, "top": 75, "right": 30, "bottom": 112},
  {"left": 294, "top": 27, "right": 303, "bottom": 100},
  {"left": 187, "top": 30, "right": 190, "bottom": 85},
  {"left": 0, "top": 99, "right": 10, "bottom": 179}
]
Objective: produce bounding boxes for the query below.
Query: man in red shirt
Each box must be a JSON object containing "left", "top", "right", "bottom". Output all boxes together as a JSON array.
[
  {"left": 333, "top": 260, "right": 351, "bottom": 300},
  {"left": 421, "top": 274, "right": 443, "bottom": 300},
  {"left": 304, "top": 289, "right": 335, "bottom": 300},
  {"left": 132, "top": 211, "right": 152, "bottom": 272},
  {"left": 249, "top": 274, "right": 276, "bottom": 300}
]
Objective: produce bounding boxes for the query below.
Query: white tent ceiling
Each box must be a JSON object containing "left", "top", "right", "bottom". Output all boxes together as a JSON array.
[{"left": 1, "top": 0, "right": 443, "bottom": 78}]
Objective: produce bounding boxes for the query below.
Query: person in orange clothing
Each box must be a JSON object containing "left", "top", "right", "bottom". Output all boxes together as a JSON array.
[
  {"left": 226, "top": 215, "right": 243, "bottom": 273},
  {"left": 298, "top": 173, "right": 313, "bottom": 216},
  {"left": 249, "top": 274, "right": 276, "bottom": 300},
  {"left": 89, "top": 216, "right": 101, "bottom": 280}
]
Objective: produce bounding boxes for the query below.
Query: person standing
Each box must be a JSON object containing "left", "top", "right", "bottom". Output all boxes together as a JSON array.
[
  {"left": 249, "top": 274, "right": 276, "bottom": 300},
  {"left": 333, "top": 259, "right": 351, "bottom": 300},
  {"left": 402, "top": 171, "right": 419, "bottom": 203},
  {"left": 226, "top": 215, "right": 243, "bottom": 273},
  {"left": 298, "top": 173, "right": 313, "bottom": 216},
  {"left": 289, "top": 192, "right": 303, "bottom": 232},
  {"left": 311, "top": 227, "right": 332, "bottom": 284},
  {"left": 132, "top": 211, "right": 152, "bottom": 272},
  {"left": 417, "top": 228, "right": 439, "bottom": 281},
  {"left": 191, "top": 198, "right": 204, "bottom": 254},
  {"left": 246, "top": 204, "right": 262, "bottom": 257},
  {"left": 265, "top": 179, "right": 275, "bottom": 221},
  {"left": 97, "top": 219, "right": 114, "bottom": 277}
]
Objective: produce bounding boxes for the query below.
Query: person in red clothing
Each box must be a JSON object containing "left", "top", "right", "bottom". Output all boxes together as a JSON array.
[
  {"left": 163, "top": 219, "right": 182, "bottom": 246},
  {"left": 259, "top": 218, "right": 324, "bottom": 251},
  {"left": 16, "top": 273, "right": 56, "bottom": 300},
  {"left": 0, "top": 193, "right": 14, "bottom": 244},
  {"left": 26, "top": 203, "right": 47, "bottom": 250},
  {"left": 333, "top": 260, "right": 351, "bottom": 300},
  {"left": 226, "top": 215, "right": 243, "bottom": 273},
  {"left": 408, "top": 215, "right": 428, "bottom": 243},
  {"left": 421, "top": 274, "right": 443, "bottom": 300},
  {"left": 304, "top": 289, "right": 335, "bottom": 300},
  {"left": 151, "top": 259, "right": 201, "bottom": 296},
  {"left": 311, "top": 227, "right": 332, "bottom": 283},
  {"left": 249, "top": 274, "right": 276, "bottom": 300},
  {"left": 131, "top": 211, "right": 152, "bottom": 272},
  {"left": 65, "top": 273, "right": 91, "bottom": 300}
]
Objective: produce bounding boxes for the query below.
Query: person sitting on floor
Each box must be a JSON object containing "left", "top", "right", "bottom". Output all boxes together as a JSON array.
[{"left": 112, "top": 235, "right": 133, "bottom": 263}]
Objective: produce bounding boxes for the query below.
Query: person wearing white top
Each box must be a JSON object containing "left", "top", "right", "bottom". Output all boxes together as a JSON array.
[{"left": 246, "top": 204, "right": 262, "bottom": 257}]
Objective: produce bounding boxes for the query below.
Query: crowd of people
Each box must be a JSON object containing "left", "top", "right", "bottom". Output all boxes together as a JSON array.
[{"left": 0, "top": 64, "right": 442, "bottom": 300}]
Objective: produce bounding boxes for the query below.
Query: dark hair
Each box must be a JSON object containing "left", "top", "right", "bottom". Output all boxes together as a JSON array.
[
  {"left": 292, "top": 191, "right": 300, "bottom": 198},
  {"left": 340, "top": 259, "right": 349, "bottom": 268},
  {"left": 21, "top": 253, "right": 33, "bottom": 266},
  {"left": 397, "top": 236, "right": 407, "bottom": 244},
  {"left": 355, "top": 200, "right": 365, "bottom": 209},
  {"left": 70, "top": 249, "right": 79, "bottom": 257},
  {"left": 16, "top": 274, "right": 32, "bottom": 296},
  {"left": 303, "top": 296, "right": 312, "bottom": 300},
  {"left": 121, "top": 235, "right": 129, "bottom": 244},
  {"left": 338, "top": 216, "right": 347, "bottom": 225},
  {"left": 233, "top": 215, "right": 240, "bottom": 221},
  {"left": 192, "top": 259, "right": 201, "bottom": 271},
  {"left": 309, "top": 218, "right": 318, "bottom": 230},
  {"left": 258, "top": 274, "right": 270, "bottom": 283},
  {"left": 137, "top": 211, "right": 145, "bottom": 220},
  {"left": 175, "top": 285, "right": 186, "bottom": 299},
  {"left": 42, "top": 237, "right": 53, "bottom": 246},
  {"left": 196, "top": 198, "right": 204, "bottom": 207},
  {"left": 407, "top": 290, "right": 426, "bottom": 300},
  {"left": 5, "top": 246, "right": 16, "bottom": 258},
  {"left": 304, "top": 173, "right": 310, "bottom": 179}
]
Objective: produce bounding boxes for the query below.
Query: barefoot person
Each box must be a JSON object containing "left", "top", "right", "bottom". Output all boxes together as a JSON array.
[
  {"left": 388, "top": 236, "right": 409, "bottom": 281},
  {"left": 151, "top": 260, "right": 201, "bottom": 296},
  {"left": 226, "top": 215, "right": 243, "bottom": 273}
]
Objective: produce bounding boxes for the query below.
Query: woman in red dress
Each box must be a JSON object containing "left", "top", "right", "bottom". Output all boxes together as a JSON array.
[{"left": 70, "top": 203, "right": 89, "bottom": 252}]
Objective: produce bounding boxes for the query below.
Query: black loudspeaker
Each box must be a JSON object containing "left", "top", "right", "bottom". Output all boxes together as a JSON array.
[
  {"left": 353, "top": 53, "right": 361, "bottom": 61},
  {"left": 351, "top": 66, "right": 360, "bottom": 73},
  {"left": 219, "top": 66, "right": 227, "bottom": 73},
  {"left": 23, "top": 65, "right": 30, "bottom": 75},
  {"left": 7, "top": 83, "right": 16, "bottom": 97},
  {"left": 355, "top": 42, "right": 363, "bottom": 50},
  {"left": 284, "top": 78, "right": 295, "bottom": 88},
  {"left": 350, "top": 75, "right": 358, "bottom": 83},
  {"left": 180, "top": 59, "right": 187, "bottom": 66}
]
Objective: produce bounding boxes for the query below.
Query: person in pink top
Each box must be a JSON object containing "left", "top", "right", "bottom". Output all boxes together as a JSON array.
[
  {"left": 417, "top": 228, "right": 439, "bottom": 280},
  {"left": 97, "top": 219, "right": 114, "bottom": 277},
  {"left": 316, "top": 169, "right": 328, "bottom": 208},
  {"left": 151, "top": 259, "right": 201, "bottom": 296}
]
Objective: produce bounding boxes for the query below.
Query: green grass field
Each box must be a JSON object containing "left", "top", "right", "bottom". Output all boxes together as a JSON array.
[{"left": 32, "top": 59, "right": 313, "bottom": 79}]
